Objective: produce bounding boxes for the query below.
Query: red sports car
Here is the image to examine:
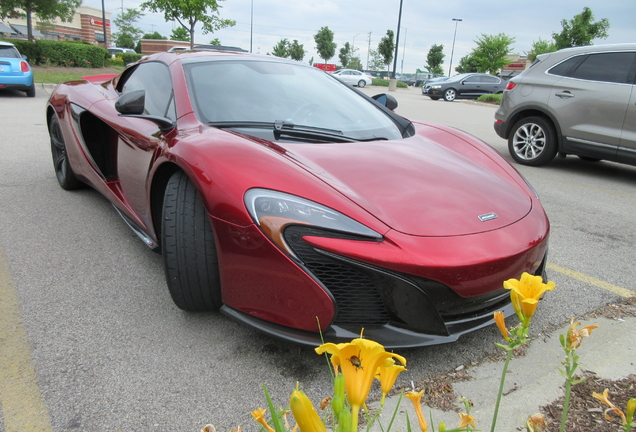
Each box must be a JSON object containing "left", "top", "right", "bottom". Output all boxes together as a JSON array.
[{"left": 47, "top": 49, "right": 549, "bottom": 348}]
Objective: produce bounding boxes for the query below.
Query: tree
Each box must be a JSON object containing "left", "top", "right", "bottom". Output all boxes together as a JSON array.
[
  {"left": 140, "top": 0, "right": 235, "bottom": 49},
  {"left": 0, "top": 0, "right": 80, "bottom": 42},
  {"left": 528, "top": 38, "right": 557, "bottom": 62},
  {"left": 308, "top": 56, "right": 314, "bottom": 66},
  {"left": 171, "top": 26, "right": 190, "bottom": 41},
  {"left": 209, "top": 37, "right": 220, "bottom": 45},
  {"left": 271, "top": 38, "right": 290, "bottom": 57},
  {"left": 471, "top": 33, "right": 515, "bottom": 74},
  {"left": 289, "top": 40, "right": 305, "bottom": 62},
  {"left": 454, "top": 53, "right": 480, "bottom": 74},
  {"left": 552, "top": 7, "right": 610, "bottom": 49},
  {"left": 113, "top": 8, "right": 144, "bottom": 49},
  {"left": 425, "top": 44, "right": 445, "bottom": 76},
  {"left": 367, "top": 49, "right": 385, "bottom": 71},
  {"left": 377, "top": 30, "right": 394, "bottom": 70},
  {"left": 135, "top": 31, "right": 166, "bottom": 52},
  {"left": 339, "top": 42, "right": 352, "bottom": 68},
  {"left": 348, "top": 56, "right": 363, "bottom": 70},
  {"left": 314, "top": 26, "right": 336, "bottom": 63}
]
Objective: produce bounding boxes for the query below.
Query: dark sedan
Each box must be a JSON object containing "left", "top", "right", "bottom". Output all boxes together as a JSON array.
[{"left": 423, "top": 73, "right": 506, "bottom": 101}]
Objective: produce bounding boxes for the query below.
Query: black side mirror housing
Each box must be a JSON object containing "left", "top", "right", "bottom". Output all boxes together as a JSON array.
[
  {"left": 371, "top": 93, "right": 398, "bottom": 111},
  {"left": 115, "top": 89, "right": 175, "bottom": 131}
]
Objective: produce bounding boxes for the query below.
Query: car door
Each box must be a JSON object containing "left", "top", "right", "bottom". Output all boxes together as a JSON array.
[
  {"left": 459, "top": 74, "right": 482, "bottom": 97},
  {"left": 548, "top": 51, "right": 635, "bottom": 158},
  {"left": 618, "top": 79, "right": 636, "bottom": 164},
  {"left": 481, "top": 75, "right": 503, "bottom": 94},
  {"left": 114, "top": 61, "right": 176, "bottom": 230}
]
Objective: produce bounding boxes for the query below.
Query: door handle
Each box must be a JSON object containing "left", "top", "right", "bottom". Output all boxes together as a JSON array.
[{"left": 555, "top": 91, "right": 574, "bottom": 98}]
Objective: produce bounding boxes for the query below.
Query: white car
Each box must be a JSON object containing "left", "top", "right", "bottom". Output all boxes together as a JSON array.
[
  {"left": 107, "top": 47, "right": 137, "bottom": 57},
  {"left": 331, "top": 69, "right": 373, "bottom": 87}
]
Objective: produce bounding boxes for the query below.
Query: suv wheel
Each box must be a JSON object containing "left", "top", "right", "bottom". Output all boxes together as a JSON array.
[{"left": 508, "top": 116, "right": 557, "bottom": 166}]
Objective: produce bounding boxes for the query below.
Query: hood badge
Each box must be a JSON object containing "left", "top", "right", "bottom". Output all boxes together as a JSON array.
[{"left": 478, "top": 212, "right": 498, "bottom": 222}]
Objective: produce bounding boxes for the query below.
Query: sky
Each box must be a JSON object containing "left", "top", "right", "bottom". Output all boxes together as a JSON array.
[{"left": 82, "top": 0, "right": 635, "bottom": 75}]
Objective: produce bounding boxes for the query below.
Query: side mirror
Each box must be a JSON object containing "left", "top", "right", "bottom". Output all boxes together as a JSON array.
[
  {"left": 115, "top": 89, "right": 145, "bottom": 115},
  {"left": 372, "top": 93, "right": 398, "bottom": 111},
  {"left": 115, "top": 89, "right": 175, "bottom": 131}
]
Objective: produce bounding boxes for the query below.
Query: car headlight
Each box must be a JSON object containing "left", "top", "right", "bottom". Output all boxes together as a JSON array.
[
  {"left": 431, "top": 85, "right": 442, "bottom": 89},
  {"left": 244, "top": 189, "right": 382, "bottom": 258}
]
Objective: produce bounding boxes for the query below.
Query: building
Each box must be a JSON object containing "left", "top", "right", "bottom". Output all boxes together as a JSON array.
[{"left": 0, "top": 6, "right": 111, "bottom": 46}]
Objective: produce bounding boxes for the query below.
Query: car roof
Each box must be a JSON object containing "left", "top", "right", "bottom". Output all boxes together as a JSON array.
[
  {"left": 0, "top": 41, "right": 16, "bottom": 47},
  {"left": 537, "top": 43, "right": 636, "bottom": 63}
]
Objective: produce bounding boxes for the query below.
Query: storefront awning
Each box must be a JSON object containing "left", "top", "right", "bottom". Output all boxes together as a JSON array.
[
  {"left": 0, "top": 22, "right": 16, "bottom": 34},
  {"left": 10, "top": 24, "right": 43, "bottom": 37}
]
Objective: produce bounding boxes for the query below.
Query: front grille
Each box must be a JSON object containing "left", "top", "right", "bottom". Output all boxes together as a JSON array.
[{"left": 284, "top": 226, "right": 389, "bottom": 326}]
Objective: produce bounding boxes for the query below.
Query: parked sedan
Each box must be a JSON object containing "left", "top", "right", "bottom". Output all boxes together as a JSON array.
[
  {"left": 331, "top": 69, "right": 373, "bottom": 87},
  {"left": 423, "top": 73, "right": 505, "bottom": 101},
  {"left": 0, "top": 41, "right": 35, "bottom": 97},
  {"left": 46, "top": 49, "right": 549, "bottom": 348}
]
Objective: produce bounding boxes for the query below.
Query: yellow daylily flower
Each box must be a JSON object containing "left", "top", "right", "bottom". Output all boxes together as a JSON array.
[
  {"left": 405, "top": 390, "right": 428, "bottom": 432},
  {"left": 289, "top": 389, "right": 327, "bottom": 432},
  {"left": 567, "top": 318, "right": 599, "bottom": 350},
  {"left": 252, "top": 408, "right": 276, "bottom": 432},
  {"left": 375, "top": 358, "right": 407, "bottom": 406},
  {"left": 593, "top": 389, "right": 627, "bottom": 425},
  {"left": 526, "top": 413, "right": 546, "bottom": 431},
  {"left": 503, "top": 272, "right": 555, "bottom": 325},
  {"left": 315, "top": 337, "right": 406, "bottom": 432},
  {"left": 458, "top": 412, "right": 477, "bottom": 428},
  {"left": 493, "top": 311, "right": 510, "bottom": 341}
]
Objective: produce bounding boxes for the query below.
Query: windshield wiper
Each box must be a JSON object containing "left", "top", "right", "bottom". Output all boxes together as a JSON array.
[{"left": 208, "top": 120, "right": 387, "bottom": 143}]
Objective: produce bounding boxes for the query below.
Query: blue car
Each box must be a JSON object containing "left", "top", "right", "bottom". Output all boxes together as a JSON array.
[{"left": 0, "top": 41, "right": 35, "bottom": 97}]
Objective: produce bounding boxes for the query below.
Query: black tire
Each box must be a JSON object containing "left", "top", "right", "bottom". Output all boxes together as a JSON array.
[
  {"left": 162, "top": 171, "right": 222, "bottom": 311},
  {"left": 443, "top": 88, "right": 456, "bottom": 102},
  {"left": 508, "top": 116, "right": 558, "bottom": 166},
  {"left": 429, "top": 97, "right": 440, "bottom": 101},
  {"left": 49, "top": 115, "right": 83, "bottom": 190},
  {"left": 26, "top": 85, "right": 36, "bottom": 97},
  {"left": 577, "top": 156, "right": 601, "bottom": 162},
  {"left": 358, "top": 80, "right": 366, "bottom": 88}
]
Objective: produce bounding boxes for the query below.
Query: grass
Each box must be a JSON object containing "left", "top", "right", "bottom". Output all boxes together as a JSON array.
[
  {"left": 476, "top": 93, "right": 503, "bottom": 105},
  {"left": 33, "top": 66, "right": 124, "bottom": 84}
]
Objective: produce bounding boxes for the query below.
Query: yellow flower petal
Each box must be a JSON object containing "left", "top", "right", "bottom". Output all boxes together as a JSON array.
[
  {"left": 252, "top": 408, "right": 276, "bottom": 432},
  {"left": 567, "top": 318, "right": 599, "bottom": 349},
  {"left": 493, "top": 311, "right": 509, "bottom": 341},
  {"left": 457, "top": 412, "right": 477, "bottom": 428},
  {"left": 405, "top": 390, "right": 428, "bottom": 432},
  {"left": 504, "top": 272, "right": 555, "bottom": 324},
  {"left": 376, "top": 358, "right": 407, "bottom": 404},
  {"left": 526, "top": 413, "right": 546, "bottom": 431}
]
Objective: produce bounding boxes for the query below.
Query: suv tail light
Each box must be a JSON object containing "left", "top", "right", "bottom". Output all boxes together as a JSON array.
[
  {"left": 20, "top": 61, "right": 30, "bottom": 72},
  {"left": 505, "top": 82, "right": 516, "bottom": 91}
]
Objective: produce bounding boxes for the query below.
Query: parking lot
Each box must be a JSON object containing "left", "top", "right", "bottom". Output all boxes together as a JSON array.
[{"left": 0, "top": 84, "right": 634, "bottom": 431}]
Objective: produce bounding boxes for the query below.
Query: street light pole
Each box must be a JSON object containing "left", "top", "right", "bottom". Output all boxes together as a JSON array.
[
  {"left": 250, "top": 0, "right": 254, "bottom": 53},
  {"left": 448, "top": 18, "right": 462, "bottom": 76},
  {"left": 391, "top": 0, "right": 404, "bottom": 79}
]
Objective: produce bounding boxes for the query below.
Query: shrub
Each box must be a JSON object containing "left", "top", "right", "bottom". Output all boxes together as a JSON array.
[
  {"left": 0, "top": 39, "right": 40, "bottom": 62},
  {"left": 118, "top": 52, "right": 143, "bottom": 65},
  {"left": 477, "top": 93, "right": 502, "bottom": 105},
  {"left": 371, "top": 78, "right": 408, "bottom": 88},
  {"left": 36, "top": 40, "right": 110, "bottom": 68}
]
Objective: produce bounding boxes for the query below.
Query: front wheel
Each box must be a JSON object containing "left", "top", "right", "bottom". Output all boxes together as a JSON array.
[
  {"left": 443, "top": 88, "right": 456, "bottom": 101},
  {"left": 357, "top": 80, "right": 366, "bottom": 88},
  {"left": 162, "top": 171, "right": 222, "bottom": 311},
  {"left": 49, "top": 115, "right": 83, "bottom": 190},
  {"left": 508, "top": 116, "right": 558, "bottom": 166}
]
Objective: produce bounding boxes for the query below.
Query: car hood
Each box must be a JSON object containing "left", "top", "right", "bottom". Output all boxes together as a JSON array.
[{"left": 276, "top": 129, "right": 531, "bottom": 237}]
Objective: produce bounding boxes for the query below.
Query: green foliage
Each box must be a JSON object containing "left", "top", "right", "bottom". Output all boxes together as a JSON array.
[
  {"left": 289, "top": 40, "right": 305, "bottom": 62},
  {"left": 348, "top": 56, "right": 363, "bottom": 71},
  {"left": 209, "top": 38, "right": 221, "bottom": 45},
  {"left": 372, "top": 78, "right": 407, "bottom": 88},
  {"left": 135, "top": 31, "right": 166, "bottom": 52},
  {"left": 339, "top": 42, "right": 352, "bottom": 68},
  {"left": 314, "top": 26, "right": 336, "bottom": 63},
  {"left": 271, "top": 38, "right": 290, "bottom": 57},
  {"left": 476, "top": 93, "right": 502, "bottom": 105},
  {"left": 528, "top": 38, "right": 557, "bottom": 62},
  {"left": 36, "top": 40, "right": 110, "bottom": 67},
  {"left": 0, "top": 0, "right": 81, "bottom": 41},
  {"left": 171, "top": 26, "right": 190, "bottom": 42},
  {"left": 113, "top": 8, "right": 144, "bottom": 49},
  {"left": 425, "top": 44, "right": 445, "bottom": 76},
  {"left": 367, "top": 48, "right": 385, "bottom": 70},
  {"left": 552, "top": 7, "right": 610, "bottom": 49},
  {"left": 118, "top": 52, "right": 143, "bottom": 64},
  {"left": 141, "top": 0, "right": 235, "bottom": 48},
  {"left": 455, "top": 53, "right": 480, "bottom": 74},
  {"left": 471, "top": 33, "right": 515, "bottom": 74},
  {"left": 377, "top": 30, "right": 394, "bottom": 68}
]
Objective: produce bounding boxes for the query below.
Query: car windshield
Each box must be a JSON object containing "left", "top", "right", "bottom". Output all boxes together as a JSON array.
[
  {"left": 0, "top": 46, "right": 20, "bottom": 59},
  {"left": 182, "top": 59, "right": 403, "bottom": 141}
]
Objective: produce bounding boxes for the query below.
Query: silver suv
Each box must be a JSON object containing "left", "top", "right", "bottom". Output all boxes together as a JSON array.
[{"left": 494, "top": 44, "right": 636, "bottom": 166}]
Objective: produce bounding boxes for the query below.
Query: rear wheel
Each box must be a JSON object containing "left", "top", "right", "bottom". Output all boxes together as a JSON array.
[
  {"left": 49, "top": 115, "right": 83, "bottom": 190},
  {"left": 162, "top": 171, "right": 222, "bottom": 311},
  {"left": 358, "top": 80, "right": 366, "bottom": 88},
  {"left": 429, "top": 97, "right": 440, "bottom": 101},
  {"left": 26, "top": 85, "right": 36, "bottom": 97},
  {"left": 508, "top": 116, "right": 558, "bottom": 166},
  {"left": 443, "top": 88, "right": 456, "bottom": 101}
]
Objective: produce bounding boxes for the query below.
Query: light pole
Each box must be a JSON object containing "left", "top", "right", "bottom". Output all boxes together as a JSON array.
[
  {"left": 250, "top": 0, "right": 254, "bottom": 53},
  {"left": 391, "top": 0, "right": 404, "bottom": 79},
  {"left": 448, "top": 18, "right": 462, "bottom": 76}
]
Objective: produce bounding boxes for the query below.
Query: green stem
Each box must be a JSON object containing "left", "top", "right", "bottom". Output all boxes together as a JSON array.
[
  {"left": 490, "top": 348, "right": 514, "bottom": 432},
  {"left": 559, "top": 379, "right": 572, "bottom": 432},
  {"left": 351, "top": 405, "right": 359, "bottom": 432}
]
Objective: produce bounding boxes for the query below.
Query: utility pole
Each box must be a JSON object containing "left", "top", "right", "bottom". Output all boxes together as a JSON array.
[
  {"left": 400, "top": 27, "right": 407, "bottom": 74},
  {"left": 391, "top": 0, "right": 403, "bottom": 79},
  {"left": 448, "top": 18, "right": 462, "bottom": 76},
  {"left": 366, "top": 32, "right": 371, "bottom": 70}
]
